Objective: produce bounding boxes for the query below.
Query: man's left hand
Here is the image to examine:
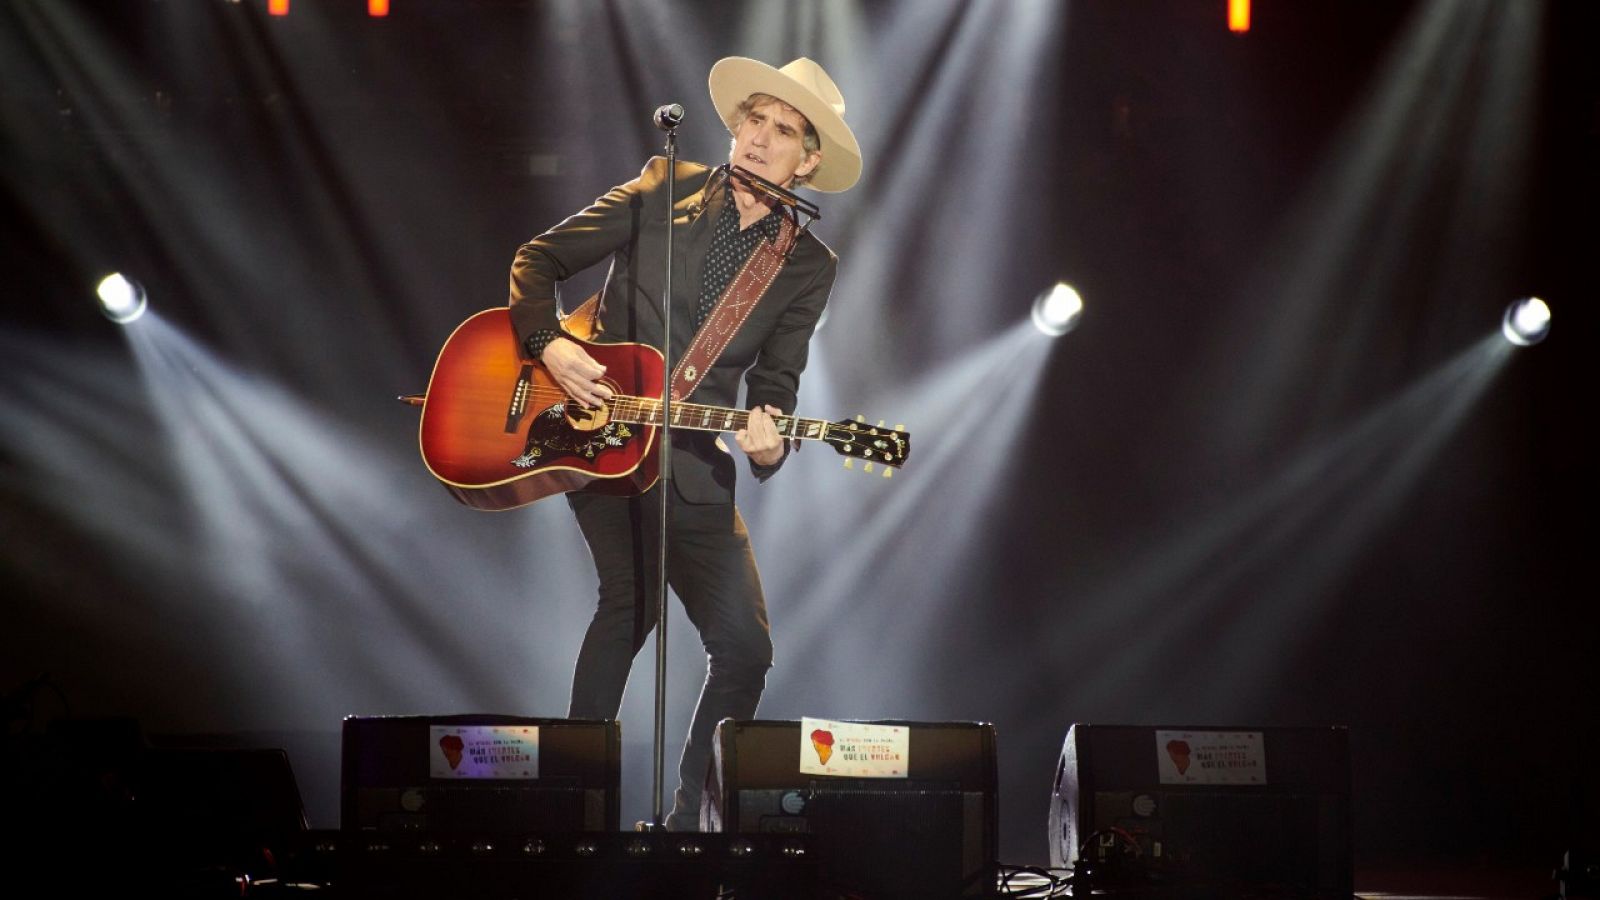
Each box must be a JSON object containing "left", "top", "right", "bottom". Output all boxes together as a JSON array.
[{"left": 736, "top": 405, "right": 786, "bottom": 467}]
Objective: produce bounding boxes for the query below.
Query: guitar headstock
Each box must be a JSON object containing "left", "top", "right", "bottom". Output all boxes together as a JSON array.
[{"left": 824, "top": 415, "right": 911, "bottom": 477}]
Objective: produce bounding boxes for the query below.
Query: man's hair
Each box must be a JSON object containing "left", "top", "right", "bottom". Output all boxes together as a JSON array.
[{"left": 730, "top": 93, "right": 822, "bottom": 187}]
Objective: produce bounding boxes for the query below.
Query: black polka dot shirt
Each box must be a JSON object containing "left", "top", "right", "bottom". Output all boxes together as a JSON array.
[{"left": 696, "top": 189, "right": 785, "bottom": 331}]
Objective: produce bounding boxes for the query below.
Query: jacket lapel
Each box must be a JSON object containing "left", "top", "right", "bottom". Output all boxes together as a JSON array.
[{"left": 669, "top": 175, "right": 725, "bottom": 357}]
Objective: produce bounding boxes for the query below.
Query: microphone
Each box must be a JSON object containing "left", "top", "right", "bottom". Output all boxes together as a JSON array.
[{"left": 653, "top": 103, "right": 685, "bottom": 131}]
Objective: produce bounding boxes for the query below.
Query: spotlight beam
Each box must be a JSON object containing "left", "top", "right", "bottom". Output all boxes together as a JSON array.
[
  {"left": 751, "top": 321, "right": 1054, "bottom": 716},
  {"left": 1198, "top": 0, "right": 1539, "bottom": 459},
  {"left": 993, "top": 335, "right": 1511, "bottom": 714}
]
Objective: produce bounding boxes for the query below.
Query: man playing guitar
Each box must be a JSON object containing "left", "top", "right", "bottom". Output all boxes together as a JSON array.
[{"left": 507, "top": 57, "right": 863, "bottom": 830}]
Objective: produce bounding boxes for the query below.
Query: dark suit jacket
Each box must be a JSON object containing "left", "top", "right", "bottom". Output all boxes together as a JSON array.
[{"left": 509, "top": 157, "right": 838, "bottom": 503}]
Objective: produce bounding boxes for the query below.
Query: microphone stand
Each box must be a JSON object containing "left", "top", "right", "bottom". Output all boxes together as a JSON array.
[
  {"left": 645, "top": 110, "right": 679, "bottom": 832},
  {"left": 635, "top": 124, "right": 820, "bottom": 832}
]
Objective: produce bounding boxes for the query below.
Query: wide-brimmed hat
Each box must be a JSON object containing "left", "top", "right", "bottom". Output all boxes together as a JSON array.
[{"left": 708, "top": 57, "right": 862, "bottom": 193}]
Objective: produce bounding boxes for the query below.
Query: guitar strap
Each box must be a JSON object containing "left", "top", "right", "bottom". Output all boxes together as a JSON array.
[{"left": 668, "top": 212, "right": 798, "bottom": 402}]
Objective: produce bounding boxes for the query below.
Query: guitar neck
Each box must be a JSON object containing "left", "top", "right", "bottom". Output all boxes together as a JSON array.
[{"left": 608, "top": 396, "right": 835, "bottom": 442}]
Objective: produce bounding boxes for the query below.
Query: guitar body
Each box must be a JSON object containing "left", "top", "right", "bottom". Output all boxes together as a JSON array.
[{"left": 418, "top": 308, "right": 662, "bottom": 511}]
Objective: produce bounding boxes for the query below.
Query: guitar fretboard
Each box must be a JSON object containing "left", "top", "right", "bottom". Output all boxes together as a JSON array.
[{"left": 607, "top": 396, "right": 835, "bottom": 441}]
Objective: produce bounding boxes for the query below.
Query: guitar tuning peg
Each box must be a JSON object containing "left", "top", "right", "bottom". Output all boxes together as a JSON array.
[
  {"left": 854, "top": 414, "right": 865, "bottom": 422},
  {"left": 894, "top": 424, "right": 904, "bottom": 432},
  {"left": 864, "top": 462, "right": 875, "bottom": 474},
  {"left": 843, "top": 459, "right": 853, "bottom": 469},
  {"left": 882, "top": 467, "right": 893, "bottom": 479},
  {"left": 877, "top": 420, "right": 885, "bottom": 428}
]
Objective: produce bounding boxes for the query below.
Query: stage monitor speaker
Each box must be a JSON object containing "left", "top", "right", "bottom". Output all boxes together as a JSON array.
[
  {"left": 1048, "top": 723, "right": 1351, "bottom": 897},
  {"left": 17, "top": 726, "right": 307, "bottom": 888},
  {"left": 703, "top": 718, "right": 997, "bottom": 899},
  {"left": 138, "top": 747, "right": 308, "bottom": 845},
  {"left": 341, "top": 714, "right": 619, "bottom": 833}
]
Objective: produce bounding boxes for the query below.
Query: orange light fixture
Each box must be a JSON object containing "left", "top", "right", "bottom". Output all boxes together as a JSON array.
[{"left": 1228, "top": 0, "right": 1250, "bottom": 33}]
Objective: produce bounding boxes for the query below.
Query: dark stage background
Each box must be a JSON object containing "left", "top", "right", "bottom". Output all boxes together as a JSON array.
[{"left": 3, "top": 0, "right": 1595, "bottom": 872}]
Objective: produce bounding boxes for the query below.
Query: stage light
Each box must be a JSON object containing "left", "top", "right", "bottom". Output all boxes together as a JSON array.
[
  {"left": 369, "top": 0, "right": 390, "bottom": 16},
  {"left": 1032, "top": 282, "right": 1084, "bottom": 336},
  {"left": 1501, "top": 296, "right": 1550, "bottom": 346},
  {"left": 1229, "top": 0, "right": 1251, "bottom": 34},
  {"left": 96, "top": 272, "right": 147, "bottom": 324},
  {"left": 268, "top": 0, "right": 288, "bottom": 16}
]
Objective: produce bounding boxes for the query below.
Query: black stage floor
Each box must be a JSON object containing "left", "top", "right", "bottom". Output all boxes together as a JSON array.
[{"left": 994, "top": 864, "right": 1567, "bottom": 899}]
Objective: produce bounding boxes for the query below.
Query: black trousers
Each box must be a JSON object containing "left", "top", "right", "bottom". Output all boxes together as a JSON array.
[{"left": 565, "top": 487, "right": 773, "bottom": 830}]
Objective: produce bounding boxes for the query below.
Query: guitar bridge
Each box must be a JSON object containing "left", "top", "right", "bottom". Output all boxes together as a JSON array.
[{"left": 505, "top": 365, "right": 533, "bottom": 433}]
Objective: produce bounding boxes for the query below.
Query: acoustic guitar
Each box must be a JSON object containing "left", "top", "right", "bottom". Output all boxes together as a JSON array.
[{"left": 414, "top": 308, "right": 910, "bottom": 511}]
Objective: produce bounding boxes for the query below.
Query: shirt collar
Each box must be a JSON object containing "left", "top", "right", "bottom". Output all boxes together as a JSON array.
[{"left": 721, "top": 184, "right": 787, "bottom": 243}]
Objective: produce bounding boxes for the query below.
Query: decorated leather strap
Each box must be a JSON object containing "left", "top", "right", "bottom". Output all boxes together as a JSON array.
[{"left": 669, "top": 214, "right": 798, "bottom": 401}]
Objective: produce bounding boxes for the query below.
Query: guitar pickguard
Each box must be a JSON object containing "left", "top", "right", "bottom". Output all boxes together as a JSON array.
[{"left": 511, "top": 404, "right": 636, "bottom": 468}]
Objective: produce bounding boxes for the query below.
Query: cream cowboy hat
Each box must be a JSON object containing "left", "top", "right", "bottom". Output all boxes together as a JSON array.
[{"left": 708, "top": 56, "right": 862, "bottom": 193}]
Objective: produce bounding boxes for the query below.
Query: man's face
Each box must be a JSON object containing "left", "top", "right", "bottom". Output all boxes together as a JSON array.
[{"left": 729, "top": 97, "right": 821, "bottom": 189}]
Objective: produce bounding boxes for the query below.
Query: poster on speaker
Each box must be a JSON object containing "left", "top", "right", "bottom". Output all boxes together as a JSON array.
[
  {"left": 429, "top": 724, "right": 539, "bottom": 779},
  {"left": 1155, "top": 729, "right": 1266, "bottom": 784},
  {"left": 799, "top": 717, "right": 909, "bottom": 778}
]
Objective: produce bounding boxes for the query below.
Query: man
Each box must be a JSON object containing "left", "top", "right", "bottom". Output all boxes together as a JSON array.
[{"left": 507, "top": 57, "right": 862, "bottom": 830}]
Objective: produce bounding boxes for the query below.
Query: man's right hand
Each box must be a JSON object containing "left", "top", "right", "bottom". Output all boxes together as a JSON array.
[{"left": 541, "top": 337, "right": 613, "bottom": 408}]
